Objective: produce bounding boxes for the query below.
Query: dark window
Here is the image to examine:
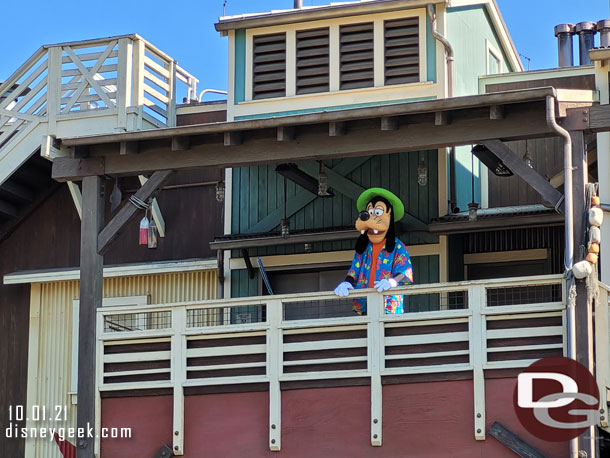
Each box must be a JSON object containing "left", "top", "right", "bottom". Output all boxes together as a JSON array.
[
  {"left": 252, "top": 33, "right": 286, "bottom": 99},
  {"left": 339, "top": 22, "right": 374, "bottom": 90},
  {"left": 384, "top": 17, "right": 420, "bottom": 85},
  {"left": 296, "top": 27, "right": 330, "bottom": 94}
]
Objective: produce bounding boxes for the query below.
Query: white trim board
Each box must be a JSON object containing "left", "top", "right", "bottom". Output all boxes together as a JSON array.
[{"left": 4, "top": 259, "right": 218, "bottom": 285}]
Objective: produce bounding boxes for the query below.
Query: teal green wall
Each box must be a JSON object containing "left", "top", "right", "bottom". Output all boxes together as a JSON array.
[
  {"left": 234, "top": 29, "right": 246, "bottom": 104},
  {"left": 231, "top": 151, "right": 439, "bottom": 296},
  {"left": 426, "top": 6, "right": 437, "bottom": 83},
  {"left": 446, "top": 5, "right": 512, "bottom": 211}
]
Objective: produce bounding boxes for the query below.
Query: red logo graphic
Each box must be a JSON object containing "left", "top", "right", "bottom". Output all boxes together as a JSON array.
[{"left": 513, "top": 356, "right": 600, "bottom": 442}]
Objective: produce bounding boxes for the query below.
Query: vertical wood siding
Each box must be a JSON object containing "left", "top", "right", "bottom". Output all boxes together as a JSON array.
[{"left": 26, "top": 270, "right": 216, "bottom": 458}]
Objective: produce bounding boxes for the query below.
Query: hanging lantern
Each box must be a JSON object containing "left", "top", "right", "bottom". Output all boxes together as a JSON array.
[
  {"left": 417, "top": 153, "right": 428, "bottom": 186},
  {"left": 281, "top": 218, "right": 290, "bottom": 238},
  {"left": 523, "top": 140, "right": 533, "bottom": 169},
  {"left": 318, "top": 162, "right": 330, "bottom": 196},
  {"left": 148, "top": 214, "right": 158, "bottom": 249},
  {"left": 139, "top": 214, "right": 149, "bottom": 245},
  {"left": 216, "top": 180, "right": 225, "bottom": 202},
  {"left": 468, "top": 202, "right": 479, "bottom": 222}
]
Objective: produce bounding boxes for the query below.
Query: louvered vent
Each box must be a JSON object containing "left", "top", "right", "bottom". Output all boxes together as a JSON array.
[
  {"left": 252, "top": 33, "right": 286, "bottom": 99},
  {"left": 384, "top": 18, "right": 420, "bottom": 85},
  {"left": 340, "top": 22, "right": 374, "bottom": 90},
  {"left": 296, "top": 28, "right": 330, "bottom": 94}
]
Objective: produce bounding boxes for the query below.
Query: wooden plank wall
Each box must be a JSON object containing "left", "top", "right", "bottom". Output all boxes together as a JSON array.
[
  {"left": 0, "top": 186, "right": 80, "bottom": 458},
  {"left": 487, "top": 137, "right": 564, "bottom": 208},
  {"left": 0, "top": 169, "right": 225, "bottom": 457},
  {"left": 231, "top": 151, "right": 438, "bottom": 256}
]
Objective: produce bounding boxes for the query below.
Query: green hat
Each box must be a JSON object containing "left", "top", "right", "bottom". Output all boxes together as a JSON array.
[{"left": 357, "top": 187, "right": 405, "bottom": 221}]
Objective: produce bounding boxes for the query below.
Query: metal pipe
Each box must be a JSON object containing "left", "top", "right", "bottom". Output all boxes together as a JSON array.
[
  {"left": 575, "top": 22, "right": 596, "bottom": 66},
  {"left": 597, "top": 19, "right": 610, "bottom": 47},
  {"left": 427, "top": 4, "right": 458, "bottom": 212},
  {"left": 547, "top": 93, "right": 577, "bottom": 458},
  {"left": 554, "top": 24, "right": 574, "bottom": 67},
  {"left": 294, "top": 0, "right": 302, "bottom": 9},
  {"left": 198, "top": 88, "right": 228, "bottom": 103}
]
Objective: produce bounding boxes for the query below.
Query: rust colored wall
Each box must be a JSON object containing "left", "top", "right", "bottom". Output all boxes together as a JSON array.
[
  {"left": 100, "top": 379, "right": 568, "bottom": 458},
  {"left": 100, "top": 395, "right": 173, "bottom": 456}
]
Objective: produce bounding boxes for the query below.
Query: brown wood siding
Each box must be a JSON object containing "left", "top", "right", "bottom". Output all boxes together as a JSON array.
[
  {"left": 340, "top": 22, "right": 374, "bottom": 90},
  {"left": 487, "top": 137, "right": 564, "bottom": 207},
  {"left": 177, "top": 109, "right": 227, "bottom": 126},
  {"left": 0, "top": 169, "right": 224, "bottom": 457},
  {"left": 296, "top": 28, "right": 330, "bottom": 95},
  {"left": 384, "top": 17, "right": 419, "bottom": 85},
  {"left": 484, "top": 74, "right": 596, "bottom": 93},
  {"left": 252, "top": 33, "right": 286, "bottom": 99}
]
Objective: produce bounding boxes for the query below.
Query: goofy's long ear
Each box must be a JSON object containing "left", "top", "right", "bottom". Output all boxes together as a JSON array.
[
  {"left": 385, "top": 210, "right": 396, "bottom": 252},
  {"left": 355, "top": 233, "right": 369, "bottom": 254}
]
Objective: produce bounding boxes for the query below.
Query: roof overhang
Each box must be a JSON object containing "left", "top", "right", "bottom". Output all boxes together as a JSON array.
[
  {"left": 50, "top": 87, "right": 606, "bottom": 181},
  {"left": 215, "top": 0, "right": 446, "bottom": 33}
]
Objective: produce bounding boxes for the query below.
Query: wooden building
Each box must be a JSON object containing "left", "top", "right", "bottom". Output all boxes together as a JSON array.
[{"left": 0, "top": 1, "right": 609, "bottom": 458}]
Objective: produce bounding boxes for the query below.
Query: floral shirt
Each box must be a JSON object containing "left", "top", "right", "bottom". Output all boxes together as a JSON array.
[{"left": 346, "top": 237, "right": 413, "bottom": 314}]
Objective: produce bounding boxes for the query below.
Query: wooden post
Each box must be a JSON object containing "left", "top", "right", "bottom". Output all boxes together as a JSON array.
[
  {"left": 571, "top": 130, "right": 596, "bottom": 457},
  {"left": 77, "top": 176, "right": 104, "bottom": 458}
]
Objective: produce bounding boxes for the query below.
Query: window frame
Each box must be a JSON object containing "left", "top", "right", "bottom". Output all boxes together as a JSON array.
[{"left": 485, "top": 39, "right": 503, "bottom": 76}]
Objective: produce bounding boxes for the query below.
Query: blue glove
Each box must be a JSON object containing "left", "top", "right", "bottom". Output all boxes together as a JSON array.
[
  {"left": 374, "top": 278, "right": 398, "bottom": 292},
  {"left": 334, "top": 281, "right": 354, "bottom": 297}
]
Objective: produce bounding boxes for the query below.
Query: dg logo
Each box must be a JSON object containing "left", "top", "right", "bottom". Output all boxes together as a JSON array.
[{"left": 514, "top": 356, "right": 600, "bottom": 442}]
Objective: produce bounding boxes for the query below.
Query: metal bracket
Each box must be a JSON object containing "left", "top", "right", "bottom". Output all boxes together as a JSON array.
[{"left": 556, "top": 107, "right": 590, "bottom": 131}]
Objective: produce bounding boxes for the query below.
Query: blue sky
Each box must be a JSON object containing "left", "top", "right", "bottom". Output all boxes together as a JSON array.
[{"left": 0, "top": 0, "right": 607, "bottom": 101}]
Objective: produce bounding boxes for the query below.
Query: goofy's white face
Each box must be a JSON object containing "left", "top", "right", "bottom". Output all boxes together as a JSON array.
[{"left": 355, "top": 200, "right": 392, "bottom": 244}]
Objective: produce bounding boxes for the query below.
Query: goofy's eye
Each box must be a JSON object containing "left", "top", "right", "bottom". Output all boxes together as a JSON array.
[
  {"left": 374, "top": 208, "right": 383, "bottom": 217},
  {"left": 368, "top": 209, "right": 374, "bottom": 216}
]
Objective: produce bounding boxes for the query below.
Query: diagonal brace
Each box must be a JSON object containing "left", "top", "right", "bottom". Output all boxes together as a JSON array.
[
  {"left": 97, "top": 170, "right": 173, "bottom": 254},
  {"left": 482, "top": 139, "right": 564, "bottom": 213}
]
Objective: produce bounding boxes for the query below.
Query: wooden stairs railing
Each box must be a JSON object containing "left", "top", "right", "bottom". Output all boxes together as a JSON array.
[{"left": 0, "top": 34, "right": 198, "bottom": 187}]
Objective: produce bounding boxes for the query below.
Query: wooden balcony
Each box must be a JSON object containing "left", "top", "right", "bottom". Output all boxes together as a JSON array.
[{"left": 93, "top": 273, "right": 610, "bottom": 455}]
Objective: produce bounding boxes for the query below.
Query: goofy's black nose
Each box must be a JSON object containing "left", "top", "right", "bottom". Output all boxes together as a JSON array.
[{"left": 359, "top": 210, "right": 370, "bottom": 221}]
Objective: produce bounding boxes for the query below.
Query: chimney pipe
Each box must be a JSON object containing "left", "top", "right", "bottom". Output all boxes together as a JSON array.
[
  {"left": 598, "top": 19, "right": 610, "bottom": 47},
  {"left": 554, "top": 24, "right": 574, "bottom": 67},
  {"left": 294, "top": 0, "right": 302, "bottom": 8},
  {"left": 575, "top": 21, "right": 596, "bottom": 65}
]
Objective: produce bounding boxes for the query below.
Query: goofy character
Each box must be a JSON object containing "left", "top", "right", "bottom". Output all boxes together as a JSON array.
[{"left": 334, "top": 188, "right": 413, "bottom": 314}]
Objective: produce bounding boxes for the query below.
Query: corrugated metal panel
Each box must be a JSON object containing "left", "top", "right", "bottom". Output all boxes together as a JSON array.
[
  {"left": 252, "top": 33, "right": 286, "bottom": 100},
  {"left": 339, "top": 22, "right": 374, "bottom": 90},
  {"left": 296, "top": 27, "right": 330, "bottom": 95},
  {"left": 28, "top": 270, "right": 217, "bottom": 458},
  {"left": 384, "top": 17, "right": 419, "bottom": 85}
]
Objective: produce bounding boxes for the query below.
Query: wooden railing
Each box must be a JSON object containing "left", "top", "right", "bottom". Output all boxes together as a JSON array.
[
  {"left": 96, "top": 274, "right": 567, "bottom": 455},
  {"left": 0, "top": 34, "right": 197, "bottom": 184}
]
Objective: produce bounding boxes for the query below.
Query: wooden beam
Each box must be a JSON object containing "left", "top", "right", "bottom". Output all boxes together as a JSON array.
[
  {"left": 242, "top": 248, "right": 255, "bottom": 279},
  {"left": 0, "top": 199, "right": 18, "bottom": 217},
  {"left": 77, "top": 175, "right": 104, "bottom": 458},
  {"left": 380, "top": 116, "right": 398, "bottom": 131},
  {"left": 488, "top": 422, "right": 547, "bottom": 458},
  {"left": 171, "top": 136, "right": 190, "bottom": 151},
  {"left": 120, "top": 141, "right": 139, "bottom": 155},
  {"left": 329, "top": 121, "right": 346, "bottom": 136},
  {"left": 435, "top": 111, "right": 449, "bottom": 126},
  {"left": 67, "top": 181, "right": 83, "bottom": 220},
  {"left": 277, "top": 126, "right": 295, "bottom": 142},
  {"left": 482, "top": 139, "right": 564, "bottom": 212},
  {"left": 52, "top": 104, "right": 559, "bottom": 180},
  {"left": 490, "top": 105, "right": 504, "bottom": 120},
  {"left": 224, "top": 131, "right": 242, "bottom": 146},
  {"left": 97, "top": 170, "right": 173, "bottom": 254},
  {"left": 0, "top": 180, "right": 34, "bottom": 202}
]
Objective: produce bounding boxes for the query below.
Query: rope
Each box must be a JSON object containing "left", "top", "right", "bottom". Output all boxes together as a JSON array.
[{"left": 129, "top": 195, "right": 150, "bottom": 210}]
